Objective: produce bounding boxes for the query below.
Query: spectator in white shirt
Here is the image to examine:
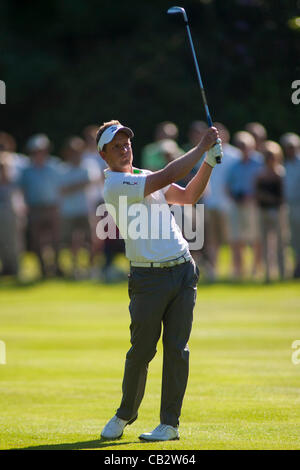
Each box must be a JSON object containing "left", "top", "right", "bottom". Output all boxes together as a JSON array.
[{"left": 60, "top": 136, "right": 93, "bottom": 279}]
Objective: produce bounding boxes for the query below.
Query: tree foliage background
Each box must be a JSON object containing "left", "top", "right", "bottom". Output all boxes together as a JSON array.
[{"left": 0, "top": 0, "right": 299, "bottom": 161}]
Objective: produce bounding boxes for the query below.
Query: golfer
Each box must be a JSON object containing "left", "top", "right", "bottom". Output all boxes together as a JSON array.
[{"left": 98, "top": 120, "right": 223, "bottom": 441}]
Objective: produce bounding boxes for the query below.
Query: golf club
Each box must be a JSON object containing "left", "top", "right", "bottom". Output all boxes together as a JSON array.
[{"left": 167, "top": 6, "right": 221, "bottom": 163}]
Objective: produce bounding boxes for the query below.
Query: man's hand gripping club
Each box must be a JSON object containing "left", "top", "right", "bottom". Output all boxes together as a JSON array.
[{"left": 200, "top": 128, "right": 223, "bottom": 168}]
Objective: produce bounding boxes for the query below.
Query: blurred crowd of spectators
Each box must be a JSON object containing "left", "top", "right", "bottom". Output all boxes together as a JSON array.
[
  {"left": 0, "top": 120, "right": 300, "bottom": 283},
  {"left": 141, "top": 120, "right": 300, "bottom": 282},
  {"left": 0, "top": 126, "right": 121, "bottom": 282}
]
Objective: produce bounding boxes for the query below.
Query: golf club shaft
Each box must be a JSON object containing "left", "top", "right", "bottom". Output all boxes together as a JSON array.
[
  {"left": 185, "top": 23, "right": 213, "bottom": 128},
  {"left": 184, "top": 20, "right": 221, "bottom": 163},
  {"left": 167, "top": 6, "right": 221, "bottom": 163}
]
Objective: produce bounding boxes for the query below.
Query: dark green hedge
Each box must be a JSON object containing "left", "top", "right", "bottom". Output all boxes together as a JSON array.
[{"left": 0, "top": 0, "right": 299, "bottom": 161}]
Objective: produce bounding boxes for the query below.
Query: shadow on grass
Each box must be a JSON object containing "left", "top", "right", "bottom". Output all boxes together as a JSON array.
[{"left": 9, "top": 437, "right": 142, "bottom": 450}]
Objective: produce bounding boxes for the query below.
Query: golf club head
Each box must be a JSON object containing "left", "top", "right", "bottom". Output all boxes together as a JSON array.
[{"left": 167, "top": 6, "right": 188, "bottom": 23}]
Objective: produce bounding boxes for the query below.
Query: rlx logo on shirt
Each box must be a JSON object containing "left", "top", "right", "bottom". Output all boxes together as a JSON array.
[{"left": 123, "top": 181, "right": 138, "bottom": 185}]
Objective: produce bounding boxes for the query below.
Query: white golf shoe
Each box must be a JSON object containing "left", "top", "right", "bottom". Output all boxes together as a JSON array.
[
  {"left": 101, "top": 415, "right": 129, "bottom": 439},
  {"left": 139, "top": 424, "right": 179, "bottom": 442}
]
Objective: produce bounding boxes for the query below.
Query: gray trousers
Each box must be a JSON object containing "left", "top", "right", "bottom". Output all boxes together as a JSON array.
[{"left": 116, "top": 260, "right": 199, "bottom": 427}]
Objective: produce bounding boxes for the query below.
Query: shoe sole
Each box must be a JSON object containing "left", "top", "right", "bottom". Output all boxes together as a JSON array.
[{"left": 138, "top": 436, "right": 180, "bottom": 442}]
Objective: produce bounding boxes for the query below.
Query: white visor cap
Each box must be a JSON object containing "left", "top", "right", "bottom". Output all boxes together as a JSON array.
[{"left": 97, "top": 124, "right": 134, "bottom": 151}]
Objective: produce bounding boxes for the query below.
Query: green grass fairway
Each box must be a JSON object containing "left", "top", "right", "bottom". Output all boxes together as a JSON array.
[{"left": 0, "top": 279, "right": 300, "bottom": 450}]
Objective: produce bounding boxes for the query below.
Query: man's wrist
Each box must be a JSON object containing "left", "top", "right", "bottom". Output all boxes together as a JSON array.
[{"left": 196, "top": 142, "right": 207, "bottom": 159}]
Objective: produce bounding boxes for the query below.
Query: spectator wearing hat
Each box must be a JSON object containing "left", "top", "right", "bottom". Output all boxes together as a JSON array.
[
  {"left": 280, "top": 132, "right": 300, "bottom": 278},
  {"left": 19, "top": 134, "right": 63, "bottom": 278}
]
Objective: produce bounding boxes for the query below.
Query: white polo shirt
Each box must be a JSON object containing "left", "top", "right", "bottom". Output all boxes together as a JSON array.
[{"left": 103, "top": 168, "right": 189, "bottom": 262}]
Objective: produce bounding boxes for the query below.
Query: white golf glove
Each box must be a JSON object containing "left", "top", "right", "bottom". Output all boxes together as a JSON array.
[{"left": 204, "top": 138, "right": 223, "bottom": 168}]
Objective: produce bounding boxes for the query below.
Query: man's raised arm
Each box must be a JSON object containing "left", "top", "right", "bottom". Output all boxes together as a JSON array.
[{"left": 144, "top": 127, "right": 221, "bottom": 197}]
